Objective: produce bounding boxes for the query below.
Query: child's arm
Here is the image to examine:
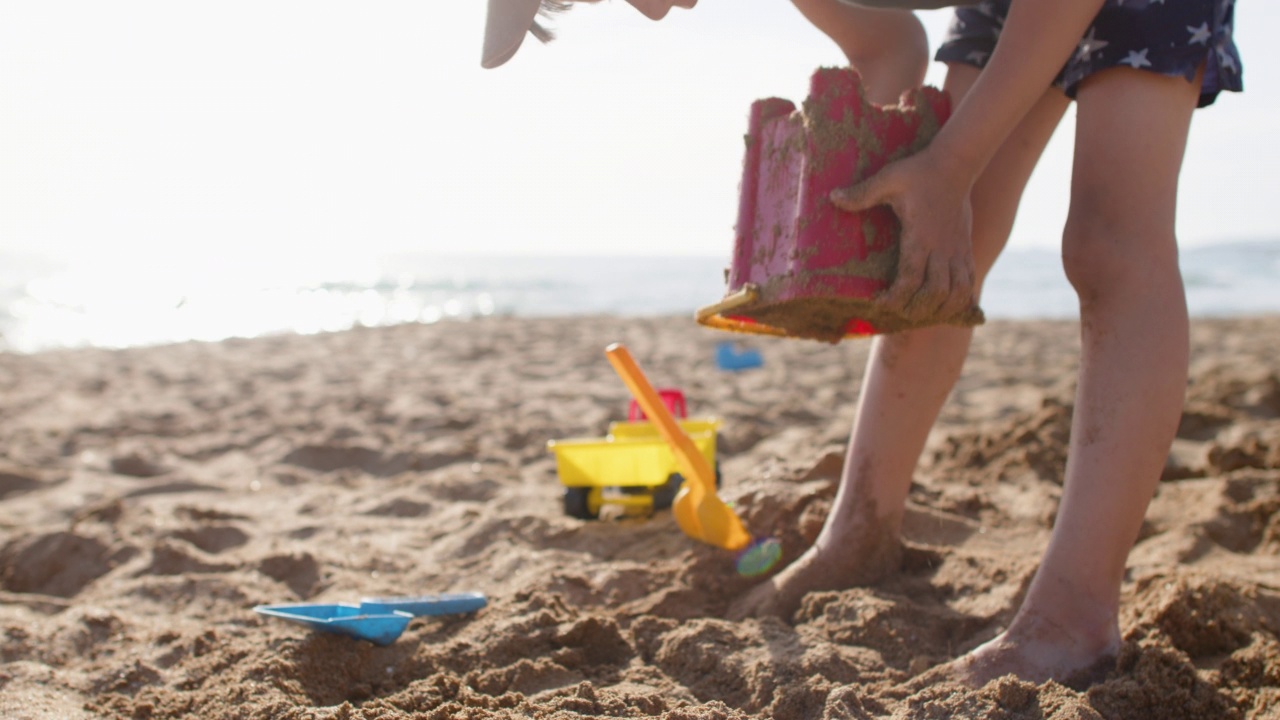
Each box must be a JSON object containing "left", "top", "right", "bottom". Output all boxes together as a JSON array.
[
  {"left": 831, "top": 0, "right": 1106, "bottom": 322},
  {"left": 791, "top": 0, "right": 928, "bottom": 105},
  {"left": 933, "top": 0, "right": 1102, "bottom": 183}
]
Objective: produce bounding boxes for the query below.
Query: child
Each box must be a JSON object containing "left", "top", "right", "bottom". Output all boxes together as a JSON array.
[{"left": 481, "top": 0, "right": 1243, "bottom": 688}]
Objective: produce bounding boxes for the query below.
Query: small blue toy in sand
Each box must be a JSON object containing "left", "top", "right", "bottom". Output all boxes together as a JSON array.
[
  {"left": 254, "top": 592, "right": 487, "bottom": 646},
  {"left": 715, "top": 342, "right": 763, "bottom": 372}
]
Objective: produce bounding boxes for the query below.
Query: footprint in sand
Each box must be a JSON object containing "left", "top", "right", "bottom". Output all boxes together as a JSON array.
[
  {"left": 0, "top": 464, "right": 49, "bottom": 500},
  {"left": 361, "top": 496, "right": 435, "bottom": 518},
  {"left": 0, "top": 531, "right": 126, "bottom": 598},
  {"left": 281, "top": 443, "right": 472, "bottom": 477},
  {"left": 257, "top": 552, "right": 322, "bottom": 599},
  {"left": 170, "top": 525, "right": 250, "bottom": 554},
  {"left": 109, "top": 449, "right": 169, "bottom": 478},
  {"left": 142, "top": 540, "right": 237, "bottom": 576}
]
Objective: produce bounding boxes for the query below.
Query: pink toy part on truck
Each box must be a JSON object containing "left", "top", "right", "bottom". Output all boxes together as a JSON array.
[
  {"left": 695, "top": 67, "right": 984, "bottom": 343},
  {"left": 628, "top": 389, "right": 687, "bottom": 422}
]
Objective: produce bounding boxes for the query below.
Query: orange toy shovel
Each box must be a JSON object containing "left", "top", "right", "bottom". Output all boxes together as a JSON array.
[{"left": 605, "top": 343, "right": 752, "bottom": 552}]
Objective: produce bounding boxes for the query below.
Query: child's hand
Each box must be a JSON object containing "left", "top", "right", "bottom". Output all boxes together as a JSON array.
[
  {"left": 623, "top": 0, "right": 698, "bottom": 20},
  {"left": 829, "top": 149, "right": 977, "bottom": 323}
]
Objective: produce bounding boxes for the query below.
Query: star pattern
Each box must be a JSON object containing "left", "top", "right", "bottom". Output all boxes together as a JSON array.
[
  {"left": 935, "top": 0, "right": 1242, "bottom": 104},
  {"left": 1076, "top": 28, "right": 1109, "bottom": 62},
  {"left": 1217, "top": 45, "right": 1237, "bottom": 73},
  {"left": 1120, "top": 49, "right": 1152, "bottom": 69},
  {"left": 1187, "top": 22, "right": 1212, "bottom": 45}
]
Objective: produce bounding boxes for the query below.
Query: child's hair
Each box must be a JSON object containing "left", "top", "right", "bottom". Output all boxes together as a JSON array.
[{"left": 530, "top": 0, "right": 598, "bottom": 43}]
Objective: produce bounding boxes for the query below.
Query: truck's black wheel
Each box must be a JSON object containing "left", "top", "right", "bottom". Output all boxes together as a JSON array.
[
  {"left": 652, "top": 474, "right": 681, "bottom": 510},
  {"left": 563, "top": 487, "right": 596, "bottom": 519},
  {"left": 652, "top": 464, "right": 722, "bottom": 510}
]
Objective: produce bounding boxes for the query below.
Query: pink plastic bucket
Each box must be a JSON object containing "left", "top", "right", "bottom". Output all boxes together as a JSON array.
[{"left": 696, "top": 68, "right": 974, "bottom": 343}]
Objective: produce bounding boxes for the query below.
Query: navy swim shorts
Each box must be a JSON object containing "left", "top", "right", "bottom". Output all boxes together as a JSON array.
[{"left": 935, "top": 0, "right": 1243, "bottom": 108}]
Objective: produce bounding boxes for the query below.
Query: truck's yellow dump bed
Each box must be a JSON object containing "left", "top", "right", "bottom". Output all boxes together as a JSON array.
[{"left": 547, "top": 418, "right": 721, "bottom": 489}]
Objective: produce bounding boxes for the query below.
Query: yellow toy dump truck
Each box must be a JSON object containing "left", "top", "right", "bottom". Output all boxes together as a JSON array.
[{"left": 546, "top": 390, "right": 722, "bottom": 520}]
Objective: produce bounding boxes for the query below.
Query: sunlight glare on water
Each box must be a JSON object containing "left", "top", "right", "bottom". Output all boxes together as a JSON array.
[
  {"left": 3, "top": 251, "right": 499, "bottom": 352},
  {"left": 4, "top": 242, "right": 1280, "bottom": 353}
]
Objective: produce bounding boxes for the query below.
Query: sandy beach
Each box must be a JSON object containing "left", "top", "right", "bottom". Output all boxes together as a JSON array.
[{"left": 0, "top": 314, "right": 1277, "bottom": 719}]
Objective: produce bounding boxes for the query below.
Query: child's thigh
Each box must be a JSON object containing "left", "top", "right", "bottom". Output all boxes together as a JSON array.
[{"left": 1069, "top": 66, "right": 1202, "bottom": 249}]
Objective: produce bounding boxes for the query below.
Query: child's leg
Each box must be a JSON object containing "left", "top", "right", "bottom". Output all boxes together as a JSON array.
[
  {"left": 730, "top": 65, "right": 1069, "bottom": 620},
  {"left": 945, "top": 66, "right": 1201, "bottom": 686}
]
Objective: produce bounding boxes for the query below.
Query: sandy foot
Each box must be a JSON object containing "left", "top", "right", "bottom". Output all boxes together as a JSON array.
[
  {"left": 728, "top": 514, "right": 903, "bottom": 621},
  {"left": 914, "top": 610, "right": 1121, "bottom": 690}
]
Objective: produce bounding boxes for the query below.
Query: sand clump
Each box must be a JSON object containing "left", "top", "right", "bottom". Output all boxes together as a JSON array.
[{"left": 0, "top": 315, "right": 1276, "bottom": 718}]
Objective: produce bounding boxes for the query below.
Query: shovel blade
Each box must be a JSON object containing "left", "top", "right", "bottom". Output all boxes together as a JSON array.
[
  {"left": 696, "top": 497, "right": 752, "bottom": 552},
  {"left": 673, "top": 479, "right": 751, "bottom": 552},
  {"left": 671, "top": 486, "right": 705, "bottom": 539}
]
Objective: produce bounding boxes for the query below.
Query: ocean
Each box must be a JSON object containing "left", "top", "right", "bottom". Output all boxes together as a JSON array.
[{"left": 2, "top": 241, "right": 1279, "bottom": 354}]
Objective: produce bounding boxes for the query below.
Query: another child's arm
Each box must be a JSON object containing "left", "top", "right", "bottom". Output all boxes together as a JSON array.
[
  {"left": 791, "top": 0, "right": 929, "bottom": 105},
  {"left": 831, "top": 0, "right": 1106, "bottom": 322}
]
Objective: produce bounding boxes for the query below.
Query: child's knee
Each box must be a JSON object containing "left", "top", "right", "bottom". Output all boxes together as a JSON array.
[{"left": 1060, "top": 209, "right": 1179, "bottom": 304}]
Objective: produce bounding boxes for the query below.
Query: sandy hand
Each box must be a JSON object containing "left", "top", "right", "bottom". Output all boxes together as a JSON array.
[{"left": 830, "top": 150, "right": 978, "bottom": 326}]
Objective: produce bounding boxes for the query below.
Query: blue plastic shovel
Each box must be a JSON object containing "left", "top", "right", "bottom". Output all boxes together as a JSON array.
[{"left": 254, "top": 592, "right": 487, "bottom": 645}]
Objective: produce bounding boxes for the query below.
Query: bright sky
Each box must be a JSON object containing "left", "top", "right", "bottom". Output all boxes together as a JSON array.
[{"left": 1, "top": 1, "right": 1276, "bottom": 270}]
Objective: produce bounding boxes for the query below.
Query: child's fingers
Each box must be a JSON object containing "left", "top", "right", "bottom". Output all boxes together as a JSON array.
[
  {"left": 829, "top": 175, "right": 889, "bottom": 214},
  {"left": 887, "top": 250, "right": 975, "bottom": 324},
  {"left": 880, "top": 239, "right": 928, "bottom": 314},
  {"left": 900, "top": 255, "right": 951, "bottom": 321},
  {"left": 937, "top": 256, "right": 977, "bottom": 322},
  {"left": 624, "top": 0, "right": 695, "bottom": 20},
  {"left": 906, "top": 254, "right": 971, "bottom": 322}
]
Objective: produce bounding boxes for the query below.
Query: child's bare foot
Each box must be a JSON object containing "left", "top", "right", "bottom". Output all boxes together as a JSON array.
[
  {"left": 727, "top": 513, "right": 902, "bottom": 621},
  {"left": 914, "top": 607, "right": 1120, "bottom": 689}
]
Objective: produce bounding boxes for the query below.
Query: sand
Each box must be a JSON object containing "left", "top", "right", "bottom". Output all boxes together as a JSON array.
[{"left": 0, "top": 315, "right": 1277, "bottom": 720}]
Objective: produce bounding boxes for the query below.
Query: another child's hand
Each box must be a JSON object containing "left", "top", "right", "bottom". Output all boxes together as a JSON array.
[
  {"left": 829, "top": 149, "right": 977, "bottom": 324},
  {"left": 623, "top": 0, "right": 698, "bottom": 20}
]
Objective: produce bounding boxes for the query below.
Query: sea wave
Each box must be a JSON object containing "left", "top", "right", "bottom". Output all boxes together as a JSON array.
[{"left": 1, "top": 241, "right": 1277, "bottom": 353}]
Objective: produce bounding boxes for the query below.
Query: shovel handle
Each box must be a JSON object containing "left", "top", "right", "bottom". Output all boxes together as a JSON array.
[{"left": 604, "top": 344, "right": 716, "bottom": 494}]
